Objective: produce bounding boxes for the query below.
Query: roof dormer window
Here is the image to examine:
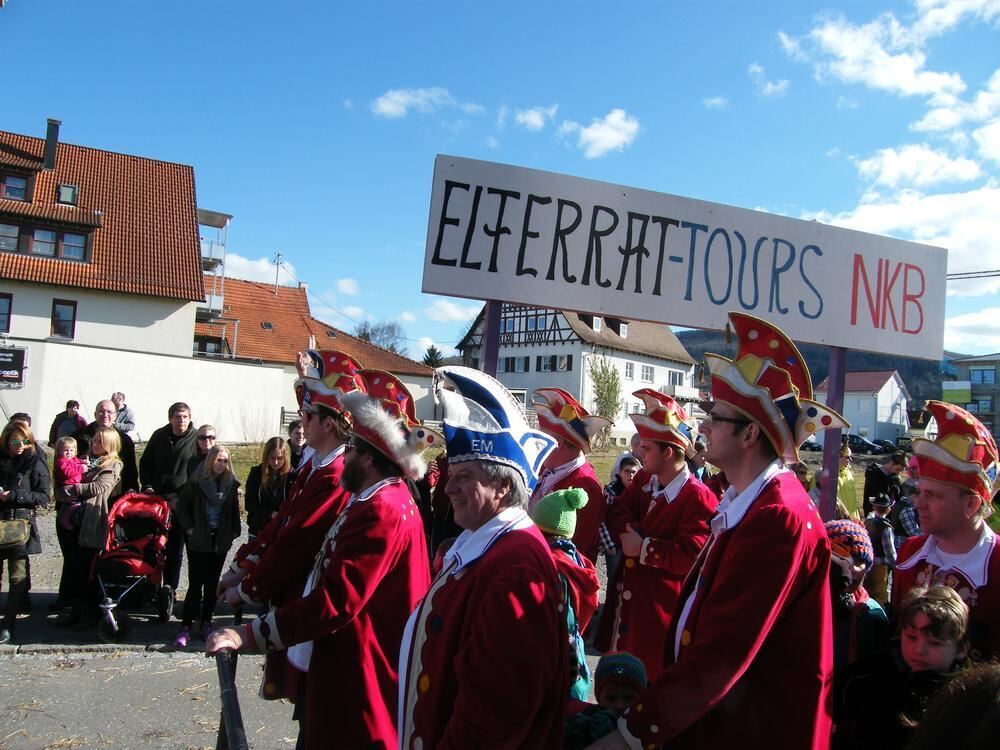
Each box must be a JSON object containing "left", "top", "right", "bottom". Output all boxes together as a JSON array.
[
  {"left": 56, "top": 184, "right": 79, "bottom": 206},
  {"left": 593, "top": 317, "right": 602, "bottom": 332},
  {"left": 1, "top": 174, "right": 27, "bottom": 201},
  {"left": 261, "top": 321, "right": 274, "bottom": 330}
]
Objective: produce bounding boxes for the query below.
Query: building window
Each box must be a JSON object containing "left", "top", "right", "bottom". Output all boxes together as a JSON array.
[
  {"left": 504, "top": 318, "right": 515, "bottom": 333},
  {"left": 0, "top": 293, "right": 10, "bottom": 333},
  {"left": 19, "top": 227, "right": 89, "bottom": 260},
  {"left": 1, "top": 174, "right": 27, "bottom": 201},
  {"left": 261, "top": 321, "right": 274, "bottom": 330},
  {"left": 557, "top": 355, "right": 573, "bottom": 372},
  {"left": 0, "top": 223, "right": 17, "bottom": 252},
  {"left": 516, "top": 356, "right": 529, "bottom": 373},
  {"left": 56, "top": 184, "right": 79, "bottom": 205},
  {"left": 631, "top": 402, "right": 642, "bottom": 413},
  {"left": 979, "top": 398, "right": 993, "bottom": 413},
  {"left": 618, "top": 323, "right": 627, "bottom": 338},
  {"left": 593, "top": 317, "right": 602, "bottom": 332},
  {"left": 32, "top": 229, "right": 57, "bottom": 256},
  {"left": 668, "top": 370, "right": 684, "bottom": 386},
  {"left": 536, "top": 315, "right": 547, "bottom": 330},
  {"left": 61, "top": 233, "right": 87, "bottom": 260},
  {"left": 641, "top": 365, "right": 654, "bottom": 383},
  {"left": 971, "top": 368, "right": 996, "bottom": 385},
  {"left": 50, "top": 299, "right": 77, "bottom": 339},
  {"left": 625, "top": 362, "right": 634, "bottom": 380},
  {"left": 966, "top": 402, "right": 979, "bottom": 414},
  {"left": 527, "top": 317, "right": 536, "bottom": 331}
]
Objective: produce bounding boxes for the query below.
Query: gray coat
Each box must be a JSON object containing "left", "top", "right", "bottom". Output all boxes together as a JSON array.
[{"left": 175, "top": 477, "right": 241, "bottom": 555}]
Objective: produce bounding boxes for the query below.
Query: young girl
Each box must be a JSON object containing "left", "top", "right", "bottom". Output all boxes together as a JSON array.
[
  {"left": 173, "top": 445, "right": 241, "bottom": 646},
  {"left": 243, "top": 436, "right": 291, "bottom": 539}
]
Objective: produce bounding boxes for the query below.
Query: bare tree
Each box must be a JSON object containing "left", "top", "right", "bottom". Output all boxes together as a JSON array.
[{"left": 355, "top": 320, "right": 406, "bottom": 354}]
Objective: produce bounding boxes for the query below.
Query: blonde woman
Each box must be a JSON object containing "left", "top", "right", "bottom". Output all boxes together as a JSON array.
[
  {"left": 173, "top": 445, "right": 241, "bottom": 646},
  {"left": 56, "top": 426, "right": 123, "bottom": 628},
  {"left": 244, "top": 436, "right": 291, "bottom": 539}
]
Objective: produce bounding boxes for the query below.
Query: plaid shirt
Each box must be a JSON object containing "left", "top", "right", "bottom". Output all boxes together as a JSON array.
[{"left": 599, "top": 479, "right": 626, "bottom": 555}]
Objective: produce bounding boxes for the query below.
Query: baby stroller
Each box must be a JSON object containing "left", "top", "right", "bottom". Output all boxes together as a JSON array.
[{"left": 92, "top": 491, "right": 174, "bottom": 642}]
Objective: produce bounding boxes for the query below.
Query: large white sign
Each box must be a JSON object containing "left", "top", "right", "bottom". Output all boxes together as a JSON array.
[{"left": 422, "top": 156, "right": 947, "bottom": 360}]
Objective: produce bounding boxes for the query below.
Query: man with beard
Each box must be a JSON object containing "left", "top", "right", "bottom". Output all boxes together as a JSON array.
[{"left": 208, "top": 369, "right": 433, "bottom": 749}]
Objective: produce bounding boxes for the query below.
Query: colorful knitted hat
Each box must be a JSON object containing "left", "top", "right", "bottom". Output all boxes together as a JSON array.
[
  {"left": 341, "top": 369, "right": 441, "bottom": 480},
  {"left": 530, "top": 487, "right": 588, "bottom": 538},
  {"left": 913, "top": 400, "right": 999, "bottom": 505},
  {"left": 433, "top": 366, "right": 556, "bottom": 493},
  {"left": 595, "top": 652, "right": 647, "bottom": 696},
  {"left": 630, "top": 389, "right": 696, "bottom": 456},
  {"left": 705, "top": 313, "right": 849, "bottom": 463},
  {"left": 824, "top": 519, "right": 873, "bottom": 569},
  {"left": 532, "top": 388, "right": 612, "bottom": 454}
]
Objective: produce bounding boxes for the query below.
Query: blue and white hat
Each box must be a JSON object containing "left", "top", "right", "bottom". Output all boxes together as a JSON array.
[{"left": 433, "top": 366, "right": 557, "bottom": 493}]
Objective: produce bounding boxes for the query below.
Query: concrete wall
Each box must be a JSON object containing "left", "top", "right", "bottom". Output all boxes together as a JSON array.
[{"left": 1, "top": 280, "right": 198, "bottom": 358}]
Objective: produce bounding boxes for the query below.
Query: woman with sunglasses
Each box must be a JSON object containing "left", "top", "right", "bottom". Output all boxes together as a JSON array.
[
  {"left": 173, "top": 444, "right": 241, "bottom": 647},
  {"left": 0, "top": 421, "right": 50, "bottom": 643}
]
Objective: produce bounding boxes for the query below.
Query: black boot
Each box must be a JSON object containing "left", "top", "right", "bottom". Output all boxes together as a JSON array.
[{"left": 2, "top": 580, "right": 27, "bottom": 634}]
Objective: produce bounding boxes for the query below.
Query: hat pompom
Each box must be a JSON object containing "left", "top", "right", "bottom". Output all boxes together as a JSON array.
[{"left": 530, "top": 487, "right": 588, "bottom": 538}]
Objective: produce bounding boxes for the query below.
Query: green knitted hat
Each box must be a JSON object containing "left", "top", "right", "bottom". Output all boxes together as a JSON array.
[{"left": 530, "top": 487, "right": 588, "bottom": 538}]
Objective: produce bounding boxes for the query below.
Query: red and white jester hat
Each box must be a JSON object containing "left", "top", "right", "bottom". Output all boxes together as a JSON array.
[
  {"left": 913, "top": 400, "right": 999, "bottom": 506},
  {"left": 704, "top": 312, "right": 848, "bottom": 464},
  {"left": 532, "top": 388, "right": 612, "bottom": 454},
  {"left": 293, "top": 350, "right": 366, "bottom": 424},
  {"left": 630, "top": 389, "right": 696, "bottom": 457},
  {"left": 341, "top": 369, "right": 442, "bottom": 480}
]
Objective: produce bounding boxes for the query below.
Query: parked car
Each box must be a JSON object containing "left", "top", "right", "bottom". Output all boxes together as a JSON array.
[
  {"left": 895, "top": 436, "right": 913, "bottom": 451},
  {"left": 873, "top": 439, "right": 897, "bottom": 453},
  {"left": 800, "top": 440, "right": 823, "bottom": 452},
  {"left": 845, "top": 434, "right": 883, "bottom": 455}
]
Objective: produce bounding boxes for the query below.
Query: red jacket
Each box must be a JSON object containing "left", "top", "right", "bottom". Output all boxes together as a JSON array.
[
  {"left": 533, "top": 461, "right": 606, "bottom": 562},
  {"left": 893, "top": 530, "right": 1000, "bottom": 661},
  {"left": 550, "top": 541, "right": 600, "bottom": 631},
  {"left": 250, "top": 477, "right": 430, "bottom": 749},
  {"left": 622, "top": 471, "right": 833, "bottom": 750},
  {"left": 596, "top": 471, "right": 717, "bottom": 680},
  {"left": 399, "top": 518, "right": 568, "bottom": 749}
]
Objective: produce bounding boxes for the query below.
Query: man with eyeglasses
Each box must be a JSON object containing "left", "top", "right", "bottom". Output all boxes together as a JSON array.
[
  {"left": 140, "top": 402, "right": 198, "bottom": 591},
  {"left": 595, "top": 390, "right": 717, "bottom": 682},
  {"left": 217, "top": 350, "right": 363, "bottom": 715},
  {"left": 210, "top": 367, "right": 433, "bottom": 749},
  {"left": 74, "top": 399, "right": 139, "bottom": 493},
  {"left": 588, "top": 313, "right": 847, "bottom": 750}
]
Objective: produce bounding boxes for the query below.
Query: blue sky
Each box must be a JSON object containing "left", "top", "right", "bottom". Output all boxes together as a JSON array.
[{"left": 3, "top": 0, "right": 999, "bottom": 358}]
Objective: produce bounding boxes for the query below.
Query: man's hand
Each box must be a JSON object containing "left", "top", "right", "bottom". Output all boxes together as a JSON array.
[
  {"left": 295, "top": 350, "right": 311, "bottom": 378},
  {"left": 585, "top": 729, "right": 631, "bottom": 749},
  {"left": 223, "top": 586, "right": 245, "bottom": 608},
  {"left": 620, "top": 524, "right": 643, "bottom": 558},
  {"left": 217, "top": 569, "right": 244, "bottom": 598},
  {"left": 205, "top": 627, "right": 251, "bottom": 656}
]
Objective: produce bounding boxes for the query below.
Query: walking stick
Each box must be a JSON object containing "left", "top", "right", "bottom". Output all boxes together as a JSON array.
[{"left": 215, "top": 609, "right": 248, "bottom": 750}]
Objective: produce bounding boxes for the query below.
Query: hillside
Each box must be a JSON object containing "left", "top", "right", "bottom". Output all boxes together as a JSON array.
[{"left": 674, "top": 329, "right": 965, "bottom": 406}]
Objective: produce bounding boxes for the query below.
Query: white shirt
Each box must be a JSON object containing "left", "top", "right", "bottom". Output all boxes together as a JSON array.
[
  {"left": 896, "top": 522, "right": 996, "bottom": 589},
  {"left": 529, "top": 454, "right": 587, "bottom": 510}
]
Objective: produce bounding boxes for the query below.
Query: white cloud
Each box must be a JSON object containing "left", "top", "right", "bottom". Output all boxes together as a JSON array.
[
  {"left": 342, "top": 305, "right": 366, "bottom": 320},
  {"left": 497, "top": 105, "right": 508, "bottom": 130},
  {"left": 426, "top": 299, "right": 481, "bottom": 322},
  {"left": 224, "top": 253, "right": 297, "bottom": 286},
  {"left": 336, "top": 278, "right": 359, "bottom": 295},
  {"left": 909, "top": 0, "right": 1000, "bottom": 45},
  {"left": 559, "top": 109, "right": 641, "bottom": 159},
  {"left": 944, "top": 307, "right": 1000, "bottom": 353},
  {"left": 702, "top": 96, "right": 728, "bottom": 109},
  {"left": 836, "top": 95, "right": 859, "bottom": 109},
  {"left": 485, "top": 135, "right": 499, "bottom": 149},
  {"left": 778, "top": 31, "right": 808, "bottom": 62},
  {"left": 855, "top": 143, "right": 982, "bottom": 188},
  {"left": 806, "top": 13, "right": 966, "bottom": 102},
  {"left": 912, "top": 68, "right": 1000, "bottom": 132},
  {"left": 973, "top": 117, "right": 1000, "bottom": 163},
  {"left": 803, "top": 184, "right": 1000, "bottom": 295},
  {"left": 342, "top": 99, "right": 353, "bottom": 110},
  {"left": 748, "top": 62, "right": 790, "bottom": 97},
  {"left": 370, "top": 87, "right": 483, "bottom": 119},
  {"left": 398, "top": 311, "right": 417, "bottom": 323},
  {"left": 514, "top": 104, "right": 558, "bottom": 131}
]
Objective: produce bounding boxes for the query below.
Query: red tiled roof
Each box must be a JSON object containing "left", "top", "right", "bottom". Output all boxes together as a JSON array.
[
  {"left": 198, "top": 275, "right": 432, "bottom": 377},
  {"left": 0, "top": 128, "right": 203, "bottom": 301},
  {"left": 815, "top": 370, "right": 898, "bottom": 393}
]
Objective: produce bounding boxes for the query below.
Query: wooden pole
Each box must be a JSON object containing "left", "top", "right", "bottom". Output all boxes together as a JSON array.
[
  {"left": 482, "top": 300, "right": 501, "bottom": 377},
  {"left": 820, "top": 346, "right": 847, "bottom": 521}
]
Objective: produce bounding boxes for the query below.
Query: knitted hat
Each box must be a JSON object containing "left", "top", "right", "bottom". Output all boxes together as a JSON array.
[
  {"left": 530, "top": 487, "right": 588, "bottom": 538},
  {"left": 629, "top": 389, "right": 696, "bottom": 456},
  {"left": 913, "top": 400, "right": 999, "bottom": 506},
  {"left": 705, "top": 313, "right": 849, "bottom": 463},
  {"left": 340, "top": 370, "right": 441, "bottom": 480},
  {"left": 594, "top": 652, "right": 647, "bottom": 696},
  {"left": 433, "top": 366, "right": 556, "bottom": 493},
  {"left": 533, "top": 388, "right": 612, "bottom": 454},
  {"left": 824, "top": 519, "right": 873, "bottom": 569}
]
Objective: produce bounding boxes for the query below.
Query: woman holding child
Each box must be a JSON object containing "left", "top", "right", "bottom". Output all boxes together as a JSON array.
[
  {"left": 55, "top": 426, "right": 123, "bottom": 628},
  {"left": 0, "top": 420, "right": 50, "bottom": 643}
]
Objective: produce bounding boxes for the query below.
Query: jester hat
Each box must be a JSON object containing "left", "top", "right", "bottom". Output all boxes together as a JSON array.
[
  {"left": 433, "top": 366, "right": 556, "bottom": 493},
  {"left": 340, "top": 369, "right": 442, "bottom": 480},
  {"left": 293, "top": 350, "right": 366, "bottom": 423},
  {"left": 913, "top": 400, "right": 999, "bottom": 505},
  {"left": 704, "top": 313, "right": 848, "bottom": 464},
  {"left": 532, "top": 388, "right": 612, "bottom": 454},
  {"left": 630, "top": 389, "right": 696, "bottom": 457}
]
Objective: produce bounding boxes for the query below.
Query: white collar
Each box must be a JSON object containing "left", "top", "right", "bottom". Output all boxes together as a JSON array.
[
  {"left": 643, "top": 464, "right": 691, "bottom": 503},
  {"left": 444, "top": 506, "right": 535, "bottom": 573},
  {"left": 350, "top": 475, "right": 403, "bottom": 505},
  {"left": 530, "top": 453, "right": 587, "bottom": 506},
  {"left": 711, "top": 460, "right": 786, "bottom": 534},
  {"left": 896, "top": 523, "right": 996, "bottom": 588},
  {"left": 309, "top": 443, "right": 343, "bottom": 472}
]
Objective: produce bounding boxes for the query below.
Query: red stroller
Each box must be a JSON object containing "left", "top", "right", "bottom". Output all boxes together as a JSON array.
[{"left": 92, "top": 491, "right": 174, "bottom": 642}]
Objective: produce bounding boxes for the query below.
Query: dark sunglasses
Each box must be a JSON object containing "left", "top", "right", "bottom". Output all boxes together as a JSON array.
[
  {"left": 8, "top": 438, "right": 30, "bottom": 447},
  {"left": 198, "top": 434, "right": 217, "bottom": 441}
]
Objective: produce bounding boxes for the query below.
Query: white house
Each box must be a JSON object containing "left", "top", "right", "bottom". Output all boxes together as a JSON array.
[
  {"left": 457, "top": 304, "right": 697, "bottom": 443},
  {"left": 814, "top": 369, "right": 911, "bottom": 443}
]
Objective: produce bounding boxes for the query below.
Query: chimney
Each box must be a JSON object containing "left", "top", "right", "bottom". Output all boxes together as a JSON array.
[
  {"left": 298, "top": 281, "right": 309, "bottom": 292},
  {"left": 43, "top": 118, "right": 61, "bottom": 170}
]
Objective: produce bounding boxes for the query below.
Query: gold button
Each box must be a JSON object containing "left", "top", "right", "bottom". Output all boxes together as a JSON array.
[
  {"left": 625, "top": 559, "right": 636, "bottom": 568},
  {"left": 418, "top": 674, "right": 430, "bottom": 693},
  {"left": 681, "top": 630, "right": 692, "bottom": 646}
]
